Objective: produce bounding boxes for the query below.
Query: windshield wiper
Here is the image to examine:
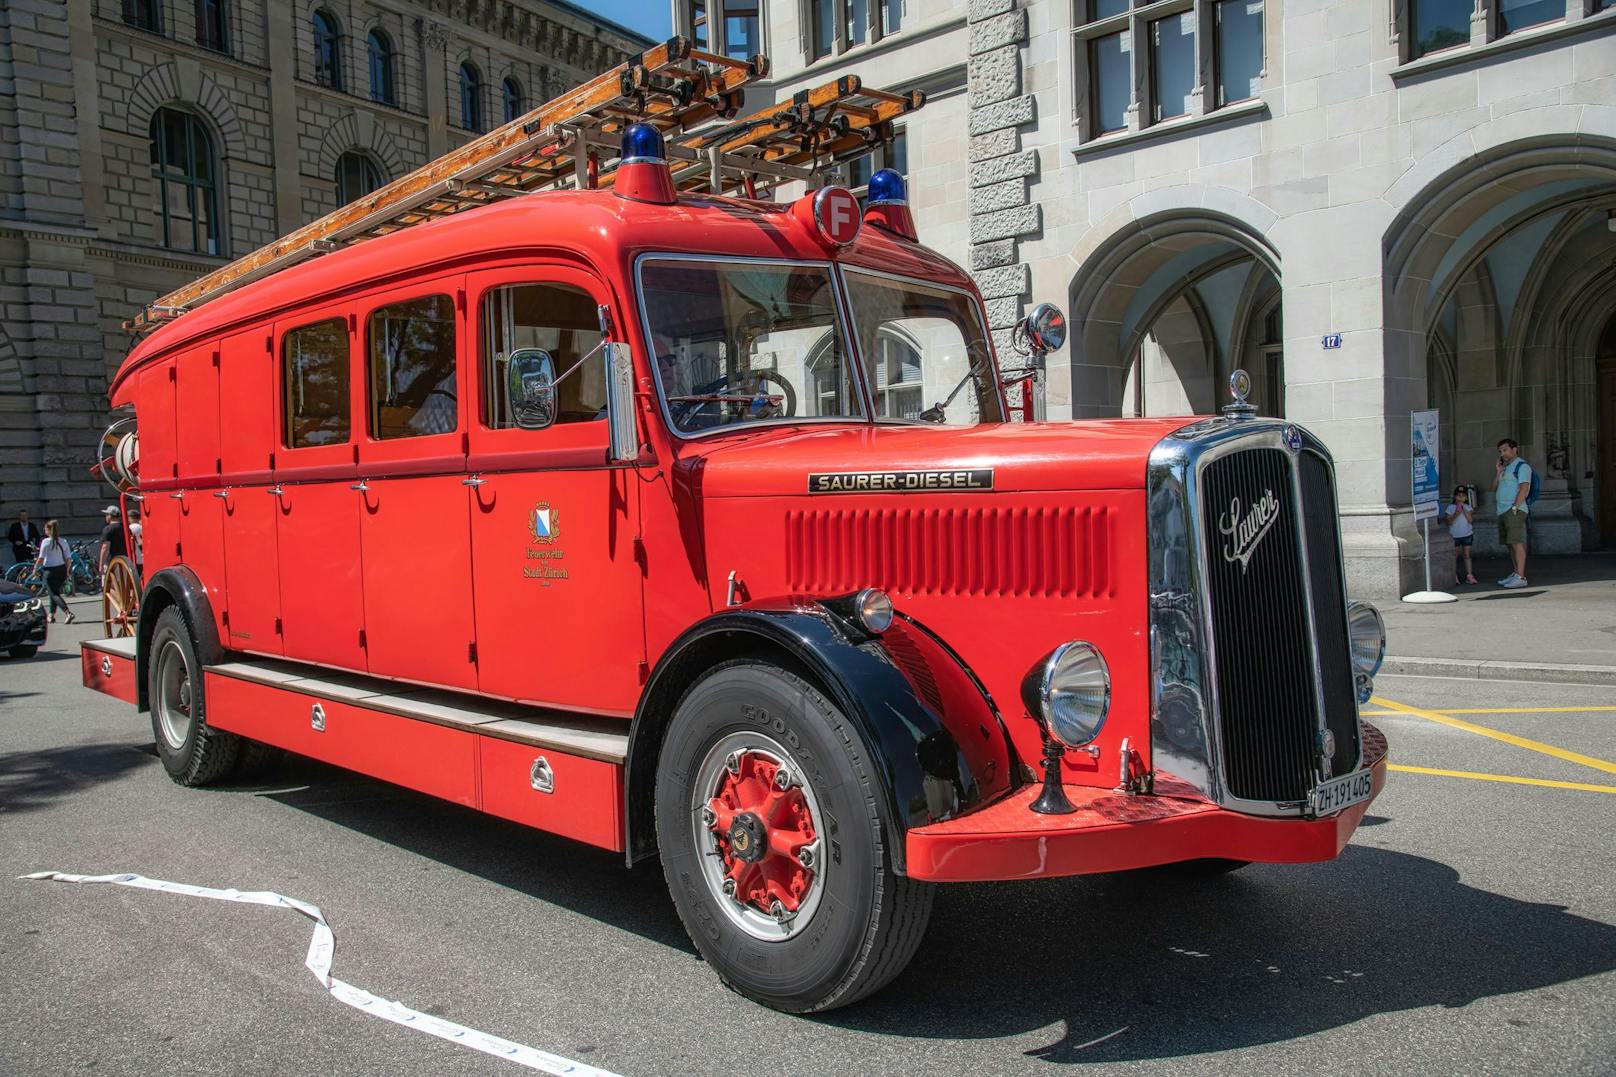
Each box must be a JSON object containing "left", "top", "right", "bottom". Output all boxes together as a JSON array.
[{"left": 918, "top": 359, "right": 984, "bottom": 424}]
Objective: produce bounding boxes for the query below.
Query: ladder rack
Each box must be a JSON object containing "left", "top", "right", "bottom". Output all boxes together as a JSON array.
[{"left": 124, "top": 38, "right": 925, "bottom": 334}]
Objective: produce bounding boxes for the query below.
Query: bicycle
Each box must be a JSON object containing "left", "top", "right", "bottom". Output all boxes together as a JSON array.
[
  {"left": 64, "top": 540, "right": 102, "bottom": 596},
  {"left": 5, "top": 547, "right": 46, "bottom": 595}
]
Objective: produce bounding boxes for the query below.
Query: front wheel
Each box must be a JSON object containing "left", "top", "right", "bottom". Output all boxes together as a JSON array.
[{"left": 655, "top": 661, "right": 932, "bottom": 1013}]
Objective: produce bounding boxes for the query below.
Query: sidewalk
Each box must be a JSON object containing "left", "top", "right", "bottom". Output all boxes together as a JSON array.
[{"left": 1379, "top": 552, "right": 1616, "bottom": 686}]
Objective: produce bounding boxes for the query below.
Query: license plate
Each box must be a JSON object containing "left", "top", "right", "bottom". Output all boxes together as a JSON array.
[{"left": 1311, "top": 768, "right": 1375, "bottom": 817}]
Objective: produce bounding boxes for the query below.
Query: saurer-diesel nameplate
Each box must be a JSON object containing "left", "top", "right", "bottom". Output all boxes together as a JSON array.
[{"left": 808, "top": 469, "right": 995, "bottom": 493}]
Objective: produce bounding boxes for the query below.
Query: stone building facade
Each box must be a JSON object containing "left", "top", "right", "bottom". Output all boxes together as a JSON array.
[
  {"left": 674, "top": 0, "right": 1616, "bottom": 598},
  {"left": 0, "top": 0, "right": 647, "bottom": 543}
]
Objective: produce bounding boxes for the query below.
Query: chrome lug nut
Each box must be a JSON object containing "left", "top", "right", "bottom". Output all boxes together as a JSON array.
[
  {"left": 725, "top": 751, "right": 742, "bottom": 776},
  {"left": 721, "top": 878, "right": 737, "bottom": 898},
  {"left": 699, "top": 805, "right": 717, "bottom": 829},
  {"left": 796, "top": 845, "right": 815, "bottom": 869}
]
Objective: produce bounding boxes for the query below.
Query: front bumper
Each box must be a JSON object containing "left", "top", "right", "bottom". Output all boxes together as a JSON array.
[
  {"left": 906, "top": 721, "right": 1388, "bottom": 883},
  {"left": 0, "top": 609, "right": 47, "bottom": 650}
]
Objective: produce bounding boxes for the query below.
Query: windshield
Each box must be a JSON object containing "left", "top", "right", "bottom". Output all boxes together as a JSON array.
[
  {"left": 842, "top": 269, "right": 1004, "bottom": 425},
  {"left": 640, "top": 258, "right": 863, "bottom": 435}
]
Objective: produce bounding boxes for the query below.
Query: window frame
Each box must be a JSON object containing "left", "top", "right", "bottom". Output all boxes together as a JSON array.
[
  {"left": 502, "top": 77, "right": 524, "bottom": 124},
  {"left": 1396, "top": 0, "right": 1615, "bottom": 64},
  {"left": 312, "top": 10, "right": 344, "bottom": 91},
  {"left": 367, "top": 28, "right": 397, "bottom": 106},
  {"left": 123, "top": 0, "right": 163, "bottom": 33},
  {"left": 335, "top": 151, "right": 385, "bottom": 205},
  {"left": 356, "top": 276, "right": 469, "bottom": 475},
  {"left": 277, "top": 308, "right": 359, "bottom": 479},
  {"left": 1072, "top": 0, "right": 1269, "bottom": 142},
  {"left": 802, "top": 0, "right": 904, "bottom": 64},
  {"left": 466, "top": 263, "right": 617, "bottom": 471},
  {"left": 149, "top": 106, "right": 222, "bottom": 257},
  {"left": 194, "top": 0, "right": 230, "bottom": 53},
  {"left": 459, "top": 61, "right": 484, "bottom": 132}
]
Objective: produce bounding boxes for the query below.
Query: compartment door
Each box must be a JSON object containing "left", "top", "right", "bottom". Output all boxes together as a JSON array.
[
  {"left": 177, "top": 491, "right": 229, "bottom": 645},
  {"left": 137, "top": 357, "right": 180, "bottom": 577},
  {"left": 275, "top": 481, "right": 366, "bottom": 671},
  {"left": 174, "top": 343, "right": 221, "bottom": 484},
  {"left": 219, "top": 486, "right": 282, "bottom": 656},
  {"left": 358, "top": 476, "right": 477, "bottom": 690}
]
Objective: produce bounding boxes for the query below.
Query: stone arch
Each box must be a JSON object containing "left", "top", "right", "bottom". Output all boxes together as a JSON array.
[
  {"left": 125, "top": 61, "right": 244, "bottom": 159},
  {"left": 316, "top": 111, "right": 405, "bottom": 184},
  {"left": 1067, "top": 198, "right": 1280, "bottom": 419}
]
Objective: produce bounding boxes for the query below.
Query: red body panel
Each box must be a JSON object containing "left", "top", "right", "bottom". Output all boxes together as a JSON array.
[
  {"left": 141, "top": 484, "right": 180, "bottom": 580},
  {"left": 478, "top": 735, "right": 623, "bottom": 851},
  {"left": 219, "top": 487, "right": 282, "bottom": 654},
  {"left": 360, "top": 476, "right": 478, "bottom": 690},
  {"left": 217, "top": 329, "right": 276, "bottom": 485},
  {"left": 81, "top": 643, "right": 137, "bottom": 704},
  {"left": 135, "top": 358, "right": 177, "bottom": 490},
  {"left": 274, "top": 482, "right": 366, "bottom": 669},
  {"left": 174, "top": 344, "right": 221, "bottom": 485},
  {"left": 205, "top": 672, "right": 478, "bottom": 806}
]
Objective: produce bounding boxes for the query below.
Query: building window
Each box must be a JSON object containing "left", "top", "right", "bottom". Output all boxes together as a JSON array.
[
  {"left": 195, "top": 0, "right": 229, "bottom": 52},
  {"left": 460, "top": 62, "right": 484, "bottom": 131},
  {"left": 1077, "top": 0, "right": 1263, "bottom": 139},
  {"left": 808, "top": 0, "right": 905, "bottom": 61},
  {"left": 1214, "top": 0, "right": 1262, "bottom": 104},
  {"left": 149, "top": 107, "right": 220, "bottom": 256},
  {"left": 725, "top": 2, "right": 760, "bottom": 57},
  {"left": 502, "top": 77, "right": 523, "bottom": 124},
  {"left": 1409, "top": 0, "right": 1472, "bottom": 56},
  {"left": 312, "top": 11, "right": 343, "bottom": 91},
  {"left": 691, "top": 0, "right": 709, "bottom": 49},
  {"left": 335, "top": 152, "right": 384, "bottom": 204},
  {"left": 123, "top": 0, "right": 162, "bottom": 32},
  {"left": 1496, "top": 0, "right": 1561, "bottom": 33},
  {"left": 368, "top": 30, "right": 396, "bottom": 105},
  {"left": 848, "top": 127, "right": 907, "bottom": 203},
  {"left": 1150, "top": 13, "right": 1195, "bottom": 121}
]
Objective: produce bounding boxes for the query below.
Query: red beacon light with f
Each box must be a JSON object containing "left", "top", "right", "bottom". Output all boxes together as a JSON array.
[{"left": 793, "top": 183, "right": 862, "bottom": 246}]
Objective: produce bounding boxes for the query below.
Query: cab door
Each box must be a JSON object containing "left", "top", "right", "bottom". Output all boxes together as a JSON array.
[
  {"left": 354, "top": 276, "right": 478, "bottom": 691},
  {"left": 217, "top": 327, "right": 282, "bottom": 655},
  {"left": 465, "top": 265, "right": 644, "bottom": 714},
  {"left": 273, "top": 306, "right": 367, "bottom": 672}
]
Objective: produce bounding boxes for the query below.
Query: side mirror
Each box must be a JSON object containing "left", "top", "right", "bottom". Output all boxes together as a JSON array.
[
  {"left": 605, "top": 341, "right": 640, "bottom": 463},
  {"left": 1021, "top": 303, "right": 1068, "bottom": 355},
  {"left": 508, "top": 348, "right": 557, "bottom": 430}
]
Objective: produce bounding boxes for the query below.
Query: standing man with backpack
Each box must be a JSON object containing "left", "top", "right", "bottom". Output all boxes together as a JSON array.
[{"left": 1493, "top": 438, "right": 1536, "bottom": 588}]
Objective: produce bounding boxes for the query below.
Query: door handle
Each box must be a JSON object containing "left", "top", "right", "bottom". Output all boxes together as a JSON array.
[
  {"left": 169, "top": 492, "right": 185, "bottom": 500},
  {"left": 212, "top": 490, "right": 229, "bottom": 499},
  {"left": 351, "top": 482, "right": 370, "bottom": 493},
  {"left": 461, "top": 476, "right": 485, "bottom": 487},
  {"left": 266, "top": 485, "right": 283, "bottom": 496}
]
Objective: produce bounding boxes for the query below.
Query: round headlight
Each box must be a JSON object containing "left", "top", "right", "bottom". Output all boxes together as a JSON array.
[
  {"left": 854, "top": 588, "right": 893, "bottom": 634},
  {"left": 1347, "top": 600, "right": 1385, "bottom": 677},
  {"left": 1022, "top": 642, "right": 1110, "bottom": 748}
]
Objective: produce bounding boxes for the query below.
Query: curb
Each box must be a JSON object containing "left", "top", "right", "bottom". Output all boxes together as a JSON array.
[{"left": 1382, "top": 654, "right": 1616, "bottom": 687}]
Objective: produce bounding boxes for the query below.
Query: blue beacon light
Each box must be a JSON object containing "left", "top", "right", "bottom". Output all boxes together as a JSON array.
[
  {"left": 863, "top": 168, "right": 916, "bottom": 240},
  {"left": 614, "top": 122, "right": 676, "bottom": 205}
]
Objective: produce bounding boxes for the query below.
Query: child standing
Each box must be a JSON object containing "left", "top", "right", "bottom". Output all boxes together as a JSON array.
[{"left": 1444, "top": 485, "right": 1476, "bottom": 585}]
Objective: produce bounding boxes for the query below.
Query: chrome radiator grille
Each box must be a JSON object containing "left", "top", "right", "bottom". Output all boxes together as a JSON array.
[{"left": 1148, "top": 419, "right": 1360, "bottom": 814}]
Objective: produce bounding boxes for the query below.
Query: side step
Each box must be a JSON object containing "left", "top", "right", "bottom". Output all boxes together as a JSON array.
[{"left": 82, "top": 637, "right": 138, "bottom": 704}]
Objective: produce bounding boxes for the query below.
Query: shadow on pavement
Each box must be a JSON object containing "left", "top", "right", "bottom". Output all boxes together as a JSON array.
[
  {"left": 259, "top": 756, "right": 693, "bottom": 954},
  {"left": 827, "top": 846, "right": 1616, "bottom": 1061},
  {"left": 0, "top": 742, "right": 156, "bottom": 813},
  {"left": 247, "top": 755, "right": 1616, "bottom": 1059}
]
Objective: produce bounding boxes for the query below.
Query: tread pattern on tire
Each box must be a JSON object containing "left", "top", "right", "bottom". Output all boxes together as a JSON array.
[
  {"left": 232, "top": 739, "right": 285, "bottom": 779},
  {"left": 152, "top": 606, "right": 240, "bottom": 787}
]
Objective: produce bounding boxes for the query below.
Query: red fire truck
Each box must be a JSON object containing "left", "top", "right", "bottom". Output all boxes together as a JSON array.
[{"left": 82, "top": 44, "right": 1387, "bottom": 1013}]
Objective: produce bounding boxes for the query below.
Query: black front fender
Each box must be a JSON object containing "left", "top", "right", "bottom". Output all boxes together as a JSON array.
[
  {"left": 136, "top": 566, "right": 223, "bottom": 711},
  {"left": 625, "top": 600, "right": 1016, "bottom": 870}
]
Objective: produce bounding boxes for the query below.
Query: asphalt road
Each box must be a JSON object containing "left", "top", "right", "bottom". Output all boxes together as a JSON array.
[{"left": 3, "top": 616, "right": 1614, "bottom": 1075}]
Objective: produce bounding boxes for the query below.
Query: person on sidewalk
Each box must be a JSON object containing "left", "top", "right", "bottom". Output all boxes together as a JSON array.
[
  {"left": 1492, "top": 438, "right": 1532, "bottom": 588},
  {"left": 32, "top": 519, "right": 74, "bottom": 623},
  {"left": 1444, "top": 484, "right": 1476, "bottom": 585},
  {"left": 7, "top": 509, "right": 40, "bottom": 565},
  {"left": 98, "top": 505, "right": 127, "bottom": 581}
]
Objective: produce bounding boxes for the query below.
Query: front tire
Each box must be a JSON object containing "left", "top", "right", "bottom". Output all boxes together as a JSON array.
[
  {"left": 655, "top": 661, "right": 932, "bottom": 1013},
  {"left": 148, "top": 606, "right": 239, "bottom": 786}
]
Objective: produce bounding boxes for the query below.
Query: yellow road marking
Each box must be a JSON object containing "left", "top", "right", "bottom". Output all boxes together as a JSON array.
[
  {"left": 1362, "top": 706, "right": 1616, "bottom": 716},
  {"left": 1388, "top": 764, "right": 1616, "bottom": 795},
  {"left": 1371, "top": 695, "right": 1616, "bottom": 776}
]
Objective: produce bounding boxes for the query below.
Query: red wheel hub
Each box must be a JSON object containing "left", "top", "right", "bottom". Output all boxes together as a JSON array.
[{"left": 705, "top": 751, "right": 818, "bottom": 917}]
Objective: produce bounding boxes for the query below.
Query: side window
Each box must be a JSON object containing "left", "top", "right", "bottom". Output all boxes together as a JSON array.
[
  {"left": 368, "top": 295, "right": 458, "bottom": 439},
  {"left": 283, "top": 318, "right": 351, "bottom": 448},
  {"left": 481, "top": 282, "right": 605, "bottom": 428}
]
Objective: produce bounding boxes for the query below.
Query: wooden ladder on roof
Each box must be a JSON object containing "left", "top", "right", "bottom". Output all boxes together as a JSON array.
[{"left": 124, "top": 37, "right": 926, "bottom": 333}]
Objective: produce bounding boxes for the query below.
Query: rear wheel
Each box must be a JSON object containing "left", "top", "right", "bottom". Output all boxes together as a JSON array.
[
  {"left": 655, "top": 661, "right": 932, "bottom": 1013},
  {"left": 148, "top": 606, "right": 239, "bottom": 786}
]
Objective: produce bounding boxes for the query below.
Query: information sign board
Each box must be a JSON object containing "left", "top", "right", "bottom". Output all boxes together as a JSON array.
[{"left": 1411, "top": 409, "right": 1440, "bottom": 522}]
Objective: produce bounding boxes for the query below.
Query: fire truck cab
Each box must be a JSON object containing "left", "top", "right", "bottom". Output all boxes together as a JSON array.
[{"left": 85, "top": 123, "right": 1388, "bottom": 1013}]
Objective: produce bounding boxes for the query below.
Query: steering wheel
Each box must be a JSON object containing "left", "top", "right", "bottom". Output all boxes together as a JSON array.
[{"left": 668, "top": 369, "right": 798, "bottom": 428}]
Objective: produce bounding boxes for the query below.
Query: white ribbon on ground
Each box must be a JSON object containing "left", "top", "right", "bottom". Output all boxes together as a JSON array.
[{"left": 21, "top": 870, "right": 620, "bottom": 1076}]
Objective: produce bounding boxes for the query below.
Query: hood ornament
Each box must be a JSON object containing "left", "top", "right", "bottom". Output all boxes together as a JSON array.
[{"left": 1223, "top": 368, "right": 1257, "bottom": 420}]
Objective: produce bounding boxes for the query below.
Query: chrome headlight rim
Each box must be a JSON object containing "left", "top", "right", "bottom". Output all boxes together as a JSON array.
[
  {"left": 1346, "top": 600, "right": 1386, "bottom": 678},
  {"left": 1022, "top": 640, "right": 1111, "bottom": 749}
]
